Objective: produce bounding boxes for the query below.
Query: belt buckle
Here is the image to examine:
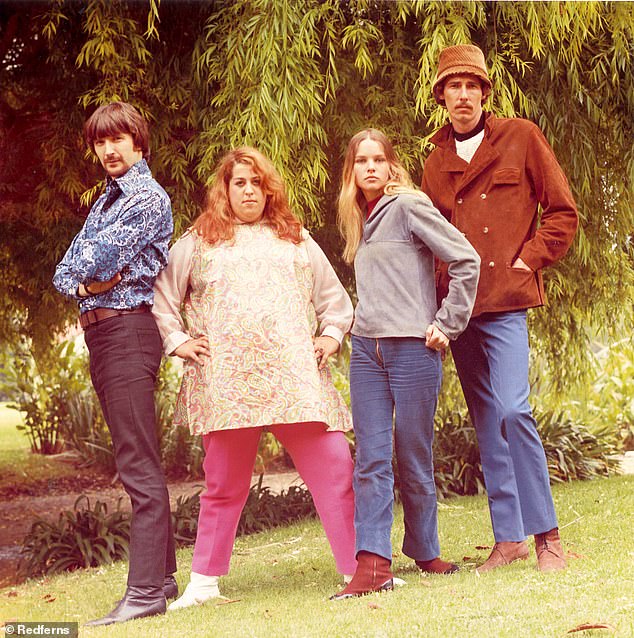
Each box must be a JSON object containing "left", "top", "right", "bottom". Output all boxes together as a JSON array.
[{"left": 80, "top": 308, "right": 98, "bottom": 330}]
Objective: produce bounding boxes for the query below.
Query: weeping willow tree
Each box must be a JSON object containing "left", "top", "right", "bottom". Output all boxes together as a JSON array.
[{"left": 1, "top": 0, "right": 632, "bottom": 392}]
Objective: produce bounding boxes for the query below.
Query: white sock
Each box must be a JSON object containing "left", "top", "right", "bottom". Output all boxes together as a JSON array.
[
  {"left": 343, "top": 574, "right": 353, "bottom": 584},
  {"left": 167, "top": 573, "right": 221, "bottom": 611}
]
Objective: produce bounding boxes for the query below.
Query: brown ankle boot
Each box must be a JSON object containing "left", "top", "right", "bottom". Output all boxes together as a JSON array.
[
  {"left": 415, "top": 557, "right": 459, "bottom": 575},
  {"left": 535, "top": 527, "right": 566, "bottom": 572},
  {"left": 330, "top": 551, "right": 394, "bottom": 600},
  {"left": 476, "top": 541, "right": 529, "bottom": 573}
]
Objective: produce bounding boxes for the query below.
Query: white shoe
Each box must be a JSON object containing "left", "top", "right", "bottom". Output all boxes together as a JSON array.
[{"left": 167, "top": 573, "right": 221, "bottom": 610}]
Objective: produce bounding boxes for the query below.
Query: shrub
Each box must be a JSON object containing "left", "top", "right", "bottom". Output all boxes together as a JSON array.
[
  {"left": 427, "top": 408, "right": 620, "bottom": 499},
  {"left": 0, "top": 337, "right": 114, "bottom": 467},
  {"left": 1, "top": 339, "right": 89, "bottom": 454},
  {"left": 19, "top": 478, "right": 317, "bottom": 577},
  {"left": 433, "top": 411, "right": 486, "bottom": 498},
  {"left": 171, "top": 475, "right": 317, "bottom": 547},
  {"left": 238, "top": 477, "right": 316, "bottom": 536},
  {"left": 19, "top": 495, "right": 130, "bottom": 577},
  {"left": 572, "top": 338, "right": 634, "bottom": 451},
  {"left": 171, "top": 487, "right": 204, "bottom": 547},
  {"left": 63, "top": 388, "right": 114, "bottom": 471},
  {"left": 538, "top": 409, "right": 621, "bottom": 481}
]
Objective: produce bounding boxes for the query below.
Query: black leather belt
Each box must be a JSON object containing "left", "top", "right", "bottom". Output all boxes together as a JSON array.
[{"left": 80, "top": 306, "right": 150, "bottom": 330}]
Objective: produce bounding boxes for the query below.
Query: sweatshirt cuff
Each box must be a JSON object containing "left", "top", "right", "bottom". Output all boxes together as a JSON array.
[{"left": 433, "top": 320, "right": 459, "bottom": 342}]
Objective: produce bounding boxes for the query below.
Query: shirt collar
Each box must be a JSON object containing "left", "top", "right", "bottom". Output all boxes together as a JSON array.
[
  {"left": 430, "top": 111, "right": 495, "bottom": 149},
  {"left": 105, "top": 158, "right": 151, "bottom": 197}
]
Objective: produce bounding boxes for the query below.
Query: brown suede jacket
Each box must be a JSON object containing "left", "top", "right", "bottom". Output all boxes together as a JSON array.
[{"left": 421, "top": 113, "right": 578, "bottom": 317}]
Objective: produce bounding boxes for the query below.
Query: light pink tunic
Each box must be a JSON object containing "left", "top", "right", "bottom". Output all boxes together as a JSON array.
[{"left": 152, "top": 224, "right": 353, "bottom": 435}]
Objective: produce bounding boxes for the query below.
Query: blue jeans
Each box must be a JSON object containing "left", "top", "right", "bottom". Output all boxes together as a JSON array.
[
  {"left": 451, "top": 310, "right": 558, "bottom": 541},
  {"left": 350, "top": 335, "right": 442, "bottom": 562}
]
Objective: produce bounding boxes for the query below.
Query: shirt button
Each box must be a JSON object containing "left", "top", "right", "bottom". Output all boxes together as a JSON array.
[
  {"left": 480, "top": 193, "right": 487, "bottom": 199},
  {"left": 488, "top": 261, "right": 495, "bottom": 268},
  {"left": 483, "top": 226, "right": 489, "bottom": 234},
  {"left": 457, "top": 198, "right": 463, "bottom": 204}
]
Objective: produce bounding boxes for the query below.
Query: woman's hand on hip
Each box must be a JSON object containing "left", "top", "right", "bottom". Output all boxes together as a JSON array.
[
  {"left": 425, "top": 324, "right": 449, "bottom": 351},
  {"left": 174, "top": 336, "right": 210, "bottom": 364},
  {"left": 313, "top": 335, "right": 340, "bottom": 370}
]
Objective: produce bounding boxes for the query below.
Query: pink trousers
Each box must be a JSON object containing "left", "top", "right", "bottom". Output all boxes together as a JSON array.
[{"left": 191, "top": 422, "right": 357, "bottom": 576}]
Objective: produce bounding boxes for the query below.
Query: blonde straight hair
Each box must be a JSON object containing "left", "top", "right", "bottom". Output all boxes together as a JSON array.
[{"left": 337, "top": 129, "right": 425, "bottom": 263}]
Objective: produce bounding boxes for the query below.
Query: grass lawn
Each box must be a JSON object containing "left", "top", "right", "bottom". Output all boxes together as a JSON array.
[
  {"left": 0, "top": 403, "right": 79, "bottom": 492},
  {"left": 1, "top": 474, "right": 632, "bottom": 637}
]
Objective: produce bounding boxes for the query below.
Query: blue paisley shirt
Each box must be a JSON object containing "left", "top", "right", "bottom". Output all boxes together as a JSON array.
[{"left": 53, "top": 159, "right": 173, "bottom": 313}]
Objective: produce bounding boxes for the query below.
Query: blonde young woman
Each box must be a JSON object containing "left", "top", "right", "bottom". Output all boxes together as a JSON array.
[
  {"left": 152, "top": 147, "right": 357, "bottom": 607},
  {"left": 332, "top": 129, "right": 480, "bottom": 599}
]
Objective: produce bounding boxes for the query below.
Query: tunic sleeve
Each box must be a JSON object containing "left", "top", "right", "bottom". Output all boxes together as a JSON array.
[
  {"left": 305, "top": 235, "right": 353, "bottom": 344},
  {"left": 152, "top": 232, "right": 196, "bottom": 355}
]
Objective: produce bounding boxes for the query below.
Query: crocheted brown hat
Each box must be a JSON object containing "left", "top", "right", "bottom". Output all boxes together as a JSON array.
[{"left": 432, "top": 44, "right": 492, "bottom": 105}]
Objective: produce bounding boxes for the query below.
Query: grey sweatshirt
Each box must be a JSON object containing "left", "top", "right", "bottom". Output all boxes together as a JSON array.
[{"left": 352, "top": 192, "right": 480, "bottom": 340}]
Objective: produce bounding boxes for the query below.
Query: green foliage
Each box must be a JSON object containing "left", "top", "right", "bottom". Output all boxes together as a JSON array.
[
  {"left": 19, "top": 495, "right": 130, "bottom": 577},
  {"left": 18, "top": 477, "right": 317, "bottom": 578},
  {"left": 161, "top": 415, "right": 205, "bottom": 479},
  {"left": 329, "top": 339, "right": 352, "bottom": 408},
  {"left": 171, "top": 474, "right": 317, "bottom": 547},
  {"left": 255, "top": 431, "right": 287, "bottom": 473},
  {"left": 0, "top": 339, "right": 89, "bottom": 454},
  {"left": 1, "top": 1, "right": 632, "bottom": 387},
  {"left": 429, "top": 408, "right": 619, "bottom": 498},
  {"left": 238, "top": 476, "right": 317, "bottom": 536},
  {"left": 0, "top": 337, "right": 115, "bottom": 467},
  {"left": 171, "top": 487, "right": 204, "bottom": 548},
  {"left": 1, "top": 337, "right": 194, "bottom": 473},
  {"left": 568, "top": 338, "right": 634, "bottom": 451},
  {"left": 62, "top": 385, "right": 114, "bottom": 471},
  {"left": 538, "top": 409, "right": 620, "bottom": 482},
  {"left": 433, "top": 411, "right": 485, "bottom": 499}
]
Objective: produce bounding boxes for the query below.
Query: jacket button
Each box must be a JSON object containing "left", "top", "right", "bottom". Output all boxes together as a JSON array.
[
  {"left": 488, "top": 261, "right": 495, "bottom": 268},
  {"left": 480, "top": 193, "right": 487, "bottom": 199},
  {"left": 483, "top": 226, "right": 489, "bottom": 234},
  {"left": 457, "top": 198, "right": 463, "bottom": 204}
]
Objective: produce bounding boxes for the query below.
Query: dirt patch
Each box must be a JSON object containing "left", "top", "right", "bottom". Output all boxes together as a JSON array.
[{"left": 0, "top": 473, "right": 114, "bottom": 500}]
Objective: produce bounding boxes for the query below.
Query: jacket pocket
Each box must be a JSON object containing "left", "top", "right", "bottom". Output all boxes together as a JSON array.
[
  {"left": 501, "top": 264, "right": 539, "bottom": 306},
  {"left": 492, "top": 168, "right": 520, "bottom": 185}
]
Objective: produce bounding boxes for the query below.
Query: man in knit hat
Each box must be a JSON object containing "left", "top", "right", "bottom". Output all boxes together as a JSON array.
[{"left": 421, "top": 44, "right": 578, "bottom": 573}]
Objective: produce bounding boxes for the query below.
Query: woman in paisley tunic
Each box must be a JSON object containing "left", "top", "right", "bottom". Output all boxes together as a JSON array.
[{"left": 152, "top": 147, "right": 357, "bottom": 608}]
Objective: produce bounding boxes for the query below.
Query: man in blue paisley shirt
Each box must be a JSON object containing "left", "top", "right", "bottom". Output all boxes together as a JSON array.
[{"left": 53, "top": 102, "right": 177, "bottom": 626}]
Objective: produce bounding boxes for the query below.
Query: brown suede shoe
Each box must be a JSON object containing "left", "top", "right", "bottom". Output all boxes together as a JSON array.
[
  {"left": 535, "top": 527, "right": 566, "bottom": 572},
  {"left": 476, "top": 541, "right": 529, "bottom": 573},
  {"left": 415, "top": 557, "right": 459, "bottom": 575},
  {"left": 330, "top": 551, "right": 394, "bottom": 600}
]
